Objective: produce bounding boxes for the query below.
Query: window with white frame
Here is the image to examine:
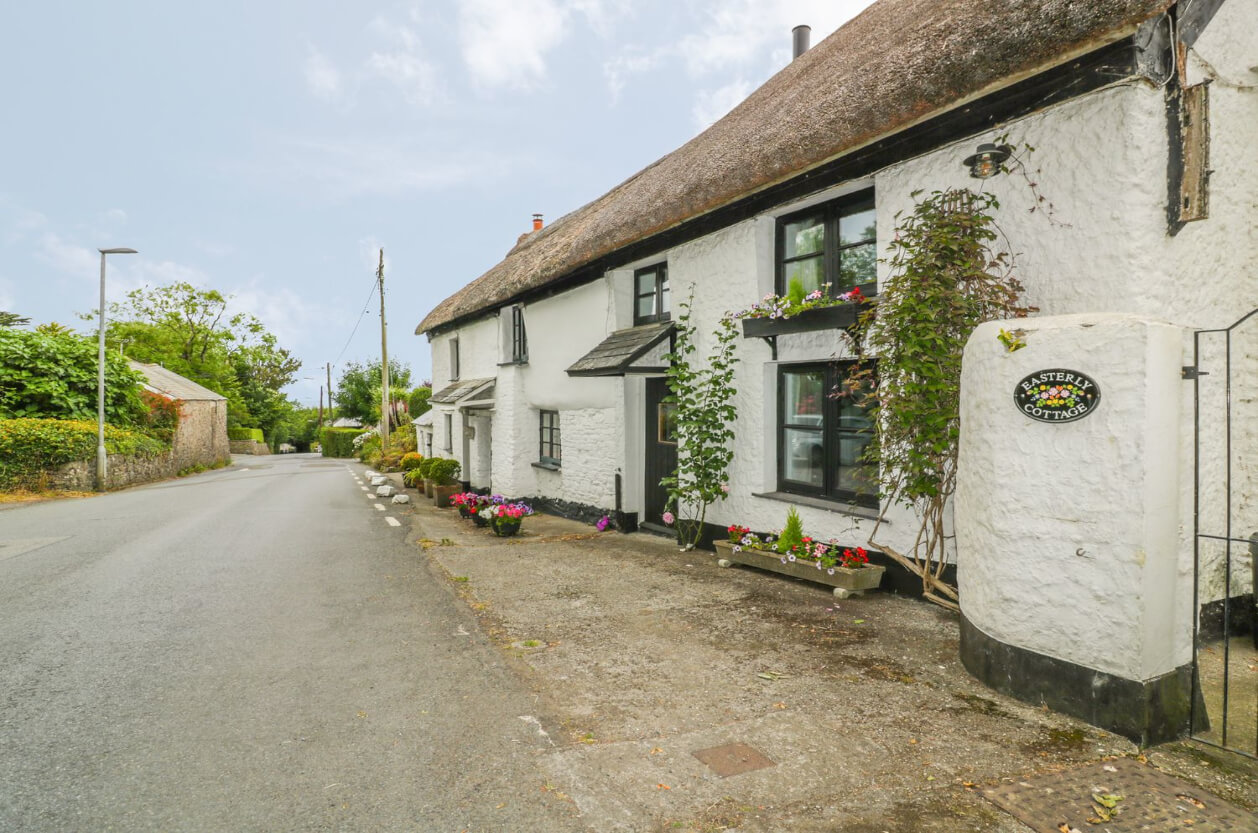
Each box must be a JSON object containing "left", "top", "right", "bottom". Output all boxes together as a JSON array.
[
  {"left": 449, "top": 338, "right": 460, "bottom": 380},
  {"left": 443, "top": 413, "right": 453, "bottom": 452}
]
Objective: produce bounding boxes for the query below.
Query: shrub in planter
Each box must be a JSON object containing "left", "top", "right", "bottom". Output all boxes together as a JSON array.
[
  {"left": 400, "top": 452, "right": 424, "bottom": 471},
  {"left": 425, "top": 458, "right": 462, "bottom": 507}
]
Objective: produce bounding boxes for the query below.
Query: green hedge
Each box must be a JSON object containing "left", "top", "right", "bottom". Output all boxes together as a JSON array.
[
  {"left": 320, "top": 427, "right": 368, "bottom": 458},
  {"left": 0, "top": 418, "right": 168, "bottom": 490},
  {"left": 228, "top": 427, "right": 265, "bottom": 443}
]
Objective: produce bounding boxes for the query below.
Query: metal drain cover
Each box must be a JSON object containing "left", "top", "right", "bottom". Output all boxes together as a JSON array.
[
  {"left": 692, "top": 742, "right": 776, "bottom": 778},
  {"left": 983, "top": 757, "right": 1256, "bottom": 832}
]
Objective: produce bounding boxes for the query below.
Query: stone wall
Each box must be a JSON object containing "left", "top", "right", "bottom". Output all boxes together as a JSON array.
[
  {"left": 49, "top": 452, "right": 178, "bottom": 491},
  {"left": 229, "top": 440, "right": 271, "bottom": 455},
  {"left": 174, "top": 400, "right": 230, "bottom": 468}
]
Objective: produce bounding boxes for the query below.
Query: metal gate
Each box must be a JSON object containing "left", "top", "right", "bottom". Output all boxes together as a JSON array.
[{"left": 1189, "top": 308, "right": 1257, "bottom": 758}]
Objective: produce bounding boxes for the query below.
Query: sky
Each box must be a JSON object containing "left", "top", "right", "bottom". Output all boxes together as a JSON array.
[{"left": 0, "top": 0, "right": 874, "bottom": 406}]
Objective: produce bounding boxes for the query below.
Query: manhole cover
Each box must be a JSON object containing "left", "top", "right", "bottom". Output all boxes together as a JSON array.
[
  {"left": 692, "top": 742, "right": 775, "bottom": 778},
  {"left": 983, "top": 757, "right": 1256, "bottom": 832}
]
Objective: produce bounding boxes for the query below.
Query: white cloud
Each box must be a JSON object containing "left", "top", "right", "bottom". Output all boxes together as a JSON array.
[
  {"left": 228, "top": 282, "right": 323, "bottom": 351},
  {"left": 458, "top": 0, "right": 568, "bottom": 90},
  {"left": 603, "top": 48, "right": 663, "bottom": 101},
  {"left": 691, "top": 79, "right": 753, "bottom": 132},
  {"left": 678, "top": 0, "right": 869, "bottom": 77},
  {"left": 35, "top": 233, "right": 98, "bottom": 279},
  {"left": 364, "top": 10, "right": 442, "bottom": 105},
  {"left": 3, "top": 205, "right": 48, "bottom": 245},
  {"left": 304, "top": 44, "right": 343, "bottom": 99}
]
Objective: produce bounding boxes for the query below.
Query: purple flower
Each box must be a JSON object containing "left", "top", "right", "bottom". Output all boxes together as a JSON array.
[
  {"left": 827, "top": 567, "right": 836, "bottom": 575},
  {"left": 780, "top": 557, "right": 787, "bottom": 564},
  {"left": 733, "top": 545, "right": 742, "bottom": 553},
  {"left": 787, "top": 554, "right": 796, "bottom": 562},
  {"left": 595, "top": 515, "right": 610, "bottom": 531}
]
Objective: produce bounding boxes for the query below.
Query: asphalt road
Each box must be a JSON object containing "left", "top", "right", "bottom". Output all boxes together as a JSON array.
[{"left": 0, "top": 454, "right": 582, "bottom": 832}]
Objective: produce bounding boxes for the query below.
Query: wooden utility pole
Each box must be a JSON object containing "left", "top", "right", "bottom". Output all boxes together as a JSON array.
[
  {"left": 318, "top": 387, "right": 324, "bottom": 432},
  {"left": 378, "top": 248, "right": 390, "bottom": 448},
  {"left": 326, "top": 362, "right": 334, "bottom": 422}
]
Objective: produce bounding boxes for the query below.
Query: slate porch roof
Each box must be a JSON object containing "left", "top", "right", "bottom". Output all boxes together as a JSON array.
[
  {"left": 416, "top": 0, "right": 1171, "bottom": 337},
  {"left": 430, "top": 378, "right": 495, "bottom": 406},
  {"left": 566, "top": 321, "right": 675, "bottom": 377}
]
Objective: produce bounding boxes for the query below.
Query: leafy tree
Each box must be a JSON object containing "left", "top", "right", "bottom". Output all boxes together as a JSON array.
[
  {"left": 0, "top": 311, "right": 30, "bottom": 327},
  {"left": 336, "top": 359, "right": 411, "bottom": 426},
  {"left": 90, "top": 281, "right": 301, "bottom": 440},
  {"left": 0, "top": 328, "right": 146, "bottom": 424},
  {"left": 407, "top": 385, "right": 432, "bottom": 419}
]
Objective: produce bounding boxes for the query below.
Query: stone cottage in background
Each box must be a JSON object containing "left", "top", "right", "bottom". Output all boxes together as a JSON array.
[
  {"left": 130, "top": 362, "right": 230, "bottom": 471},
  {"left": 415, "top": 0, "right": 1256, "bottom": 750}
]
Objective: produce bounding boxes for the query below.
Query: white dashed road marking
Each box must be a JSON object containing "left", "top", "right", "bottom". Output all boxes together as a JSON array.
[
  {"left": 385, "top": 517, "right": 401, "bottom": 527},
  {"left": 374, "top": 504, "right": 386, "bottom": 511}
]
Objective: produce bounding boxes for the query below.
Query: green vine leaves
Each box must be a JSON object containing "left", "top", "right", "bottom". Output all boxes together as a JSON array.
[{"left": 662, "top": 294, "right": 740, "bottom": 550}]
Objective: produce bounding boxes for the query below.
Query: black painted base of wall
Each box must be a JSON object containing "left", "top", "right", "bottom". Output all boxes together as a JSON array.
[
  {"left": 960, "top": 615, "right": 1196, "bottom": 747},
  {"left": 520, "top": 495, "right": 637, "bottom": 533}
]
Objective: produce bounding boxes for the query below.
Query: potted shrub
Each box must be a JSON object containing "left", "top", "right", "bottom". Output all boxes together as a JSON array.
[
  {"left": 402, "top": 454, "right": 428, "bottom": 493},
  {"left": 426, "top": 458, "right": 462, "bottom": 508},
  {"left": 713, "top": 507, "right": 885, "bottom": 598}
]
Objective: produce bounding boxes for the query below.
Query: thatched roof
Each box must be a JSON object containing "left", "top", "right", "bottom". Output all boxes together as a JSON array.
[{"left": 417, "top": 0, "right": 1171, "bottom": 336}]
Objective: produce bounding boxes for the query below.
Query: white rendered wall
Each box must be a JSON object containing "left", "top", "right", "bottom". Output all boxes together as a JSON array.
[{"left": 957, "top": 315, "right": 1189, "bottom": 681}]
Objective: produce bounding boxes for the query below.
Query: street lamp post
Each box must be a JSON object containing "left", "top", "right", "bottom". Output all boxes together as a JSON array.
[{"left": 97, "top": 247, "right": 137, "bottom": 491}]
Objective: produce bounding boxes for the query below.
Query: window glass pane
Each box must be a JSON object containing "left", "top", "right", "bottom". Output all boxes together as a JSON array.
[
  {"left": 657, "top": 403, "right": 677, "bottom": 444},
  {"left": 783, "top": 257, "right": 825, "bottom": 296},
  {"left": 839, "top": 242, "right": 876, "bottom": 290},
  {"left": 659, "top": 275, "right": 670, "bottom": 314},
  {"left": 783, "top": 370, "right": 825, "bottom": 426},
  {"left": 636, "top": 293, "right": 656, "bottom": 320},
  {"left": 635, "top": 270, "right": 655, "bottom": 296},
  {"left": 783, "top": 428, "right": 824, "bottom": 486},
  {"left": 783, "top": 214, "right": 825, "bottom": 259},
  {"left": 839, "top": 205, "right": 876, "bottom": 246}
]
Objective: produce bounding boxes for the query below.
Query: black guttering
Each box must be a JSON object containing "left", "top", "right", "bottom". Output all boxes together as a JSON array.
[{"left": 426, "top": 35, "right": 1152, "bottom": 339}]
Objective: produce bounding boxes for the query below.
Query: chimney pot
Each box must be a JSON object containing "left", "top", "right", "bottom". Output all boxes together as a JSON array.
[
  {"left": 792, "top": 25, "right": 811, "bottom": 60},
  {"left": 532, "top": 213, "right": 544, "bottom": 231}
]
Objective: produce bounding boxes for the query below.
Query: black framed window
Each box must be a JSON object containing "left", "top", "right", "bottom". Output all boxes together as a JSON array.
[
  {"left": 443, "top": 413, "right": 453, "bottom": 452},
  {"left": 633, "top": 263, "right": 670, "bottom": 325},
  {"left": 449, "top": 338, "right": 460, "bottom": 380},
  {"left": 511, "top": 305, "right": 528, "bottom": 363},
  {"left": 539, "top": 410, "right": 561, "bottom": 466},
  {"left": 777, "top": 190, "right": 876, "bottom": 299},
  {"left": 778, "top": 362, "right": 876, "bottom": 507}
]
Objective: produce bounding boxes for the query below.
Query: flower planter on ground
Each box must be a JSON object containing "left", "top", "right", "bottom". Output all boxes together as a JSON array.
[
  {"left": 492, "top": 519, "right": 521, "bottom": 537},
  {"left": 713, "top": 539, "right": 885, "bottom": 598},
  {"left": 429, "top": 481, "right": 460, "bottom": 508}
]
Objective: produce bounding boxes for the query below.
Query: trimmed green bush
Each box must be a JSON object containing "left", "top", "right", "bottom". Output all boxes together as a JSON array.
[
  {"left": 426, "top": 457, "right": 461, "bottom": 485},
  {"left": 320, "top": 427, "right": 367, "bottom": 458},
  {"left": 228, "top": 427, "right": 264, "bottom": 442},
  {"left": 414, "top": 457, "right": 435, "bottom": 479},
  {"left": 0, "top": 418, "right": 168, "bottom": 490}
]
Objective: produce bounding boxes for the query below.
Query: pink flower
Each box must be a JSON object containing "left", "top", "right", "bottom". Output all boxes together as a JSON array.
[
  {"left": 720, "top": 484, "right": 729, "bottom": 494},
  {"left": 662, "top": 511, "right": 675, "bottom": 525}
]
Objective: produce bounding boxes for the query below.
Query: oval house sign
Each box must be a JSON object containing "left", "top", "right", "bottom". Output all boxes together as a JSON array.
[{"left": 1014, "top": 369, "right": 1100, "bottom": 423}]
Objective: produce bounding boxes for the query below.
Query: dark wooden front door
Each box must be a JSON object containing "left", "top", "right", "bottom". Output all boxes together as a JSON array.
[{"left": 643, "top": 378, "right": 678, "bottom": 526}]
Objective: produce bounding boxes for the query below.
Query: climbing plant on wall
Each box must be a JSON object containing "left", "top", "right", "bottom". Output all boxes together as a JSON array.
[
  {"left": 663, "top": 294, "right": 740, "bottom": 550},
  {"left": 846, "top": 187, "right": 1035, "bottom": 610}
]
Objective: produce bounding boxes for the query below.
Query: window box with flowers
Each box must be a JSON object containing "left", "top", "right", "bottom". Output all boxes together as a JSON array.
[
  {"left": 712, "top": 508, "right": 885, "bottom": 599},
  {"left": 738, "top": 286, "right": 866, "bottom": 339}
]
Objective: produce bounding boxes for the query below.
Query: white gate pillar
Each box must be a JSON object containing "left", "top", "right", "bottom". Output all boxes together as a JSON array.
[{"left": 956, "top": 313, "right": 1193, "bottom": 746}]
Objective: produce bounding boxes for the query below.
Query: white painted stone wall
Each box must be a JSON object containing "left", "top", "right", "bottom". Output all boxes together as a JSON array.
[
  {"left": 957, "top": 314, "right": 1189, "bottom": 681},
  {"left": 421, "top": 43, "right": 1256, "bottom": 588}
]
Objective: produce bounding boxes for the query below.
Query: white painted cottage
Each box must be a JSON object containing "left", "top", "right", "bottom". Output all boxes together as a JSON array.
[{"left": 418, "top": 0, "right": 1256, "bottom": 747}]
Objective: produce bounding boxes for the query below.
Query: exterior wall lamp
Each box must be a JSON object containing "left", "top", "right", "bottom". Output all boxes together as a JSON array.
[{"left": 963, "top": 143, "right": 1012, "bottom": 179}]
